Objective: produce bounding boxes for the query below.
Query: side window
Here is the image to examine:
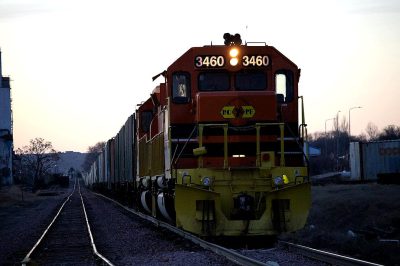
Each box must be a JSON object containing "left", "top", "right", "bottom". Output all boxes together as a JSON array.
[
  {"left": 172, "top": 72, "right": 191, "bottom": 103},
  {"left": 141, "top": 111, "right": 153, "bottom": 133},
  {"left": 275, "top": 70, "right": 294, "bottom": 103}
]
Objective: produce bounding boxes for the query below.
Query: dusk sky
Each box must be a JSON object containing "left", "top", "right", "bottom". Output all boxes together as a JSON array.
[{"left": 0, "top": 0, "right": 399, "bottom": 152}]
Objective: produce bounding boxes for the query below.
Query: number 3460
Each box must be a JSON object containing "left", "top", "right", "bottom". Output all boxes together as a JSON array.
[{"left": 242, "top": 55, "right": 269, "bottom": 67}]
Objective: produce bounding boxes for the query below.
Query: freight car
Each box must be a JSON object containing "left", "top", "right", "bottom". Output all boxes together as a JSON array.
[
  {"left": 350, "top": 140, "right": 400, "bottom": 183},
  {"left": 84, "top": 34, "right": 311, "bottom": 237}
]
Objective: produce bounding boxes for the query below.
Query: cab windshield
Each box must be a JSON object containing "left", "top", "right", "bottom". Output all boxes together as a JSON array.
[
  {"left": 198, "top": 71, "right": 267, "bottom": 91},
  {"left": 198, "top": 72, "right": 230, "bottom": 91},
  {"left": 235, "top": 71, "right": 267, "bottom": 91}
]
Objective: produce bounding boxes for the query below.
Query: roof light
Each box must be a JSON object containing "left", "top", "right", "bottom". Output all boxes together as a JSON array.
[{"left": 229, "top": 48, "right": 239, "bottom": 57}]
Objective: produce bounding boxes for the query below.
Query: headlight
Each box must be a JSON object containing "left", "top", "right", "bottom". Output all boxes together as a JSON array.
[
  {"left": 201, "top": 176, "right": 212, "bottom": 186},
  {"left": 229, "top": 47, "right": 239, "bottom": 66},
  {"left": 273, "top": 176, "right": 283, "bottom": 186},
  {"left": 230, "top": 58, "right": 238, "bottom": 66}
]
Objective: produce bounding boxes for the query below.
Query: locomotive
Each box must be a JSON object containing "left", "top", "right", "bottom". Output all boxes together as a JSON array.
[{"left": 84, "top": 33, "right": 311, "bottom": 237}]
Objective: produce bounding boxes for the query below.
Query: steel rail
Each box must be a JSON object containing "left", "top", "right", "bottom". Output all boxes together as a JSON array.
[
  {"left": 21, "top": 179, "right": 113, "bottom": 266},
  {"left": 21, "top": 178, "right": 78, "bottom": 265},
  {"left": 94, "top": 192, "right": 278, "bottom": 266},
  {"left": 279, "top": 241, "right": 383, "bottom": 266},
  {"left": 79, "top": 182, "right": 114, "bottom": 266}
]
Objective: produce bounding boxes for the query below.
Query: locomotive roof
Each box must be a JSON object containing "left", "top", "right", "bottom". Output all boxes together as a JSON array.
[{"left": 167, "top": 44, "right": 299, "bottom": 71}]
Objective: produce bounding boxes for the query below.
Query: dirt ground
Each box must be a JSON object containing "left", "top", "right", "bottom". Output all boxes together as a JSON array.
[
  {"left": 280, "top": 183, "right": 400, "bottom": 265},
  {"left": 0, "top": 185, "right": 39, "bottom": 207},
  {"left": 0, "top": 185, "right": 69, "bottom": 264}
]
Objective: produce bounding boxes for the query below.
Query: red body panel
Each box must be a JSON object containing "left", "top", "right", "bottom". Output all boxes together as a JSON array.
[{"left": 196, "top": 91, "right": 277, "bottom": 124}]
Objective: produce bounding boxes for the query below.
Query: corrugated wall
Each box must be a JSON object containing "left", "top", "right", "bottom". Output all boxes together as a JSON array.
[
  {"left": 350, "top": 140, "right": 400, "bottom": 180},
  {"left": 362, "top": 140, "right": 400, "bottom": 180}
]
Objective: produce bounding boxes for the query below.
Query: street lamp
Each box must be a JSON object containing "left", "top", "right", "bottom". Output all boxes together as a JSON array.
[
  {"left": 325, "top": 117, "right": 334, "bottom": 156},
  {"left": 336, "top": 110, "right": 341, "bottom": 171},
  {"left": 348, "top": 106, "right": 362, "bottom": 137},
  {"left": 325, "top": 117, "right": 335, "bottom": 136}
]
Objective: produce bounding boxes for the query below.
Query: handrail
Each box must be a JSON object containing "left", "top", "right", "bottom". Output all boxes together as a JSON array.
[
  {"left": 255, "top": 123, "right": 285, "bottom": 167},
  {"left": 198, "top": 124, "right": 228, "bottom": 168},
  {"left": 171, "top": 125, "right": 198, "bottom": 169},
  {"left": 298, "top": 95, "right": 310, "bottom": 178},
  {"left": 197, "top": 123, "right": 286, "bottom": 169},
  {"left": 298, "top": 96, "right": 309, "bottom": 159}
]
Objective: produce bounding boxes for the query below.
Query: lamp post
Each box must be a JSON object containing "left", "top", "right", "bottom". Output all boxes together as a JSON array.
[
  {"left": 325, "top": 117, "right": 334, "bottom": 156},
  {"left": 336, "top": 110, "right": 341, "bottom": 171},
  {"left": 348, "top": 106, "right": 362, "bottom": 138},
  {"left": 325, "top": 118, "right": 335, "bottom": 136}
]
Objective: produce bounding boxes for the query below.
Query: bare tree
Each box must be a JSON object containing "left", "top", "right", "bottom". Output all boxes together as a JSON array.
[
  {"left": 378, "top": 125, "right": 400, "bottom": 140},
  {"left": 81, "top": 141, "right": 105, "bottom": 172},
  {"left": 365, "top": 122, "right": 379, "bottom": 141},
  {"left": 340, "top": 116, "right": 349, "bottom": 133},
  {"left": 16, "top": 138, "right": 60, "bottom": 191}
]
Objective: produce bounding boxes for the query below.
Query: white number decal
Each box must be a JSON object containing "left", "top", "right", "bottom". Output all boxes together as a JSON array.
[
  {"left": 210, "top": 56, "right": 218, "bottom": 67},
  {"left": 217, "top": 56, "right": 224, "bottom": 66},
  {"left": 242, "top": 56, "right": 249, "bottom": 66},
  {"left": 195, "top": 56, "right": 202, "bottom": 67},
  {"left": 195, "top": 56, "right": 225, "bottom": 67},
  {"left": 203, "top": 56, "right": 210, "bottom": 66},
  {"left": 242, "top": 55, "right": 269, "bottom": 67},
  {"left": 263, "top": 55, "right": 269, "bottom": 66}
]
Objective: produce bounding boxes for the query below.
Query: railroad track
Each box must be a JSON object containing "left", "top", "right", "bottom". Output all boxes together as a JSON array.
[
  {"left": 21, "top": 179, "right": 113, "bottom": 266},
  {"left": 279, "top": 241, "right": 383, "bottom": 266},
  {"left": 94, "top": 192, "right": 384, "bottom": 266}
]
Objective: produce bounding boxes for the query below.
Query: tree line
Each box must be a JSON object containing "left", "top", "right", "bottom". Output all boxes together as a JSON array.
[{"left": 12, "top": 138, "right": 105, "bottom": 190}]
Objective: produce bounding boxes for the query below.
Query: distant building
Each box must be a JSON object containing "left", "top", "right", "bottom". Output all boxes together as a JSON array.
[
  {"left": 0, "top": 50, "right": 13, "bottom": 185},
  {"left": 309, "top": 146, "right": 321, "bottom": 157}
]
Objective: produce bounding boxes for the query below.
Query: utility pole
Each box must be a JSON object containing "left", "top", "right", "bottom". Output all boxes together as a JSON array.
[{"left": 336, "top": 110, "right": 341, "bottom": 171}]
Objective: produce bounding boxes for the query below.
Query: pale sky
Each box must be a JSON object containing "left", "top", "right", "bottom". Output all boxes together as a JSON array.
[{"left": 0, "top": 0, "right": 399, "bottom": 152}]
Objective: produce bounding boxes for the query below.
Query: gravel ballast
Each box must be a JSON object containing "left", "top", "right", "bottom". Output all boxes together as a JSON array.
[
  {"left": 82, "top": 188, "right": 234, "bottom": 265},
  {"left": 83, "top": 189, "right": 327, "bottom": 265}
]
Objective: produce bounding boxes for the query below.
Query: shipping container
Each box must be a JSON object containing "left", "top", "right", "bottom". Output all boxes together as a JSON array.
[{"left": 350, "top": 140, "right": 400, "bottom": 181}]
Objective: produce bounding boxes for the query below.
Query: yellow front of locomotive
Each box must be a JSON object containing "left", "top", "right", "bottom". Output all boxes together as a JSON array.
[{"left": 167, "top": 34, "right": 311, "bottom": 236}]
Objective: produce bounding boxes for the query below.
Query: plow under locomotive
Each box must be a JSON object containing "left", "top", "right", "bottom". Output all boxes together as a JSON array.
[{"left": 85, "top": 34, "right": 311, "bottom": 237}]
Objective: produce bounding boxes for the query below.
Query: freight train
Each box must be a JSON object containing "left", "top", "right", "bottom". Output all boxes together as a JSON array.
[{"left": 84, "top": 34, "right": 311, "bottom": 237}]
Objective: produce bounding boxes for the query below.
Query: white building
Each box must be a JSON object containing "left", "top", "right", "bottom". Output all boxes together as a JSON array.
[{"left": 0, "top": 50, "right": 13, "bottom": 185}]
